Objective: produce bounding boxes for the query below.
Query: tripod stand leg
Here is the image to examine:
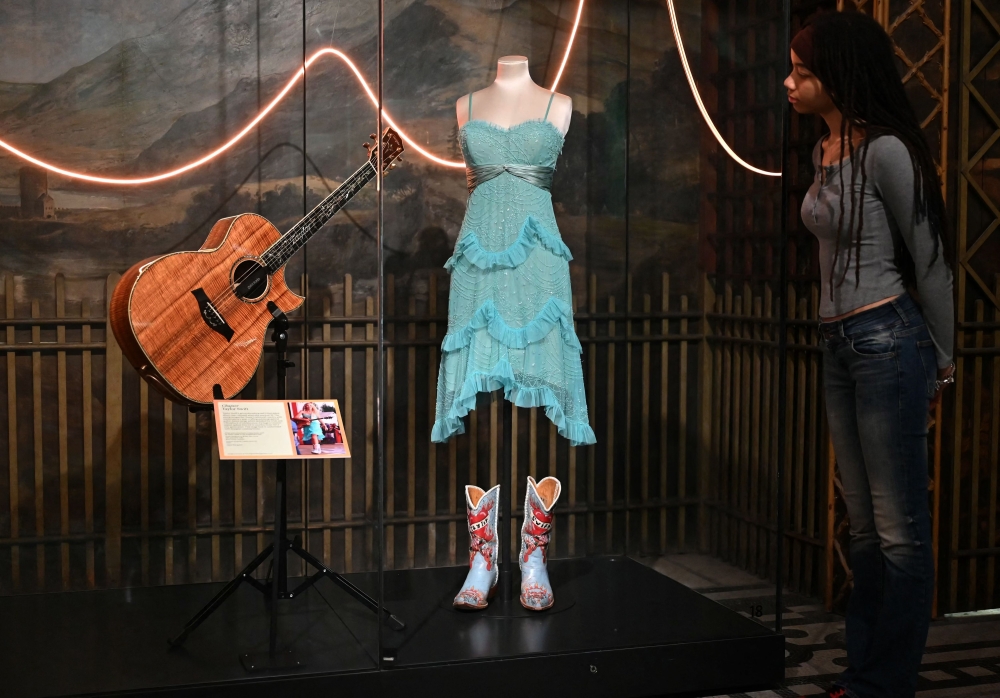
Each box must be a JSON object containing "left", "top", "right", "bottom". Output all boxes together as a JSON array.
[
  {"left": 290, "top": 542, "right": 405, "bottom": 631},
  {"left": 168, "top": 543, "right": 274, "bottom": 648},
  {"left": 269, "top": 463, "right": 289, "bottom": 658}
]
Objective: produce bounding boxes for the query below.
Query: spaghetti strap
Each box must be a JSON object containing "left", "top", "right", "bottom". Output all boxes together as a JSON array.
[
  {"left": 468, "top": 93, "right": 473, "bottom": 122},
  {"left": 543, "top": 92, "right": 555, "bottom": 121}
]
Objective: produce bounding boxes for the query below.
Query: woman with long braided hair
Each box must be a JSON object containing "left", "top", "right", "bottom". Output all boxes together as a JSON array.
[{"left": 784, "top": 9, "right": 955, "bottom": 698}]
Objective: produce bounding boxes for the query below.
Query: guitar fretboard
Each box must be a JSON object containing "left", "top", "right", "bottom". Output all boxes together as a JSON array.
[{"left": 261, "top": 160, "right": 378, "bottom": 271}]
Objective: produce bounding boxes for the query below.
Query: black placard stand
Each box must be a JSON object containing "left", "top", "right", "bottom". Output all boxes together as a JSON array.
[
  {"left": 167, "top": 305, "right": 404, "bottom": 671},
  {"left": 495, "top": 392, "right": 516, "bottom": 612}
]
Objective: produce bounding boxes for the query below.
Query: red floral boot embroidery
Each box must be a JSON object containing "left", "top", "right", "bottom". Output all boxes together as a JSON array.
[
  {"left": 519, "top": 476, "right": 561, "bottom": 611},
  {"left": 453, "top": 484, "right": 499, "bottom": 610}
]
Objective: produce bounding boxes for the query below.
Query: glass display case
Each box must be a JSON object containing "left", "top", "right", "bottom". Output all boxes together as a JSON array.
[
  {"left": 0, "top": 1, "right": 799, "bottom": 696},
  {"left": 372, "top": 1, "right": 788, "bottom": 693}
]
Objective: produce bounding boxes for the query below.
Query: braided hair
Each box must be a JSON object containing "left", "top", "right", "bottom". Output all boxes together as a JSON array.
[{"left": 805, "top": 11, "right": 951, "bottom": 299}]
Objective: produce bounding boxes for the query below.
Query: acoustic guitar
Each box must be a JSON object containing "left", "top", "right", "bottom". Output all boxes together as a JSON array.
[{"left": 110, "top": 127, "right": 404, "bottom": 407}]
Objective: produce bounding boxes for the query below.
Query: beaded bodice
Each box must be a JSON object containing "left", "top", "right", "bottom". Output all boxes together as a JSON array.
[
  {"left": 460, "top": 118, "right": 563, "bottom": 169},
  {"left": 455, "top": 119, "right": 563, "bottom": 256}
]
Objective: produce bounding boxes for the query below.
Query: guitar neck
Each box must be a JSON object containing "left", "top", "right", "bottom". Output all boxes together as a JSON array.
[{"left": 261, "top": 160, "right": 377, "bottom": 271}]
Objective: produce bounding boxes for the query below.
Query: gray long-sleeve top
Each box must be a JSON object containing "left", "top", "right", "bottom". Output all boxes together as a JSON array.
[{"left": 802, "top": 134, "right": 954, "bottom": 368}]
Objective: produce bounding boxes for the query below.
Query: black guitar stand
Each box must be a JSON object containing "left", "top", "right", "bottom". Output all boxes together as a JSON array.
[
  {"left": 168, "top": 303, "right": 404, "bottom": 671},
  {"left": 497, "top": 393, "right": 515, "bottom": 610}
]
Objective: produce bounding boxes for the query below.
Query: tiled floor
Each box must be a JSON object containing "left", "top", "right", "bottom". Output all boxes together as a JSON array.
[{"left": 646, "top": 553, "right": 1000, "bottom": 697}]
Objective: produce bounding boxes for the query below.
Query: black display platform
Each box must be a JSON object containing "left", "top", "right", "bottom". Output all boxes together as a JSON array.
[{"left": 0, "top": 556, "right": 783, "bottom": 698}]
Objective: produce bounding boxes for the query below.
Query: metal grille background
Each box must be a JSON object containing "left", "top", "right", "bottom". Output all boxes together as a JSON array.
[
  {"left": 948, "top": 0, "right": 1000, "bottom": 613},
  {"left": 700, "top": 0, "right": 830, "bottom": 599}
]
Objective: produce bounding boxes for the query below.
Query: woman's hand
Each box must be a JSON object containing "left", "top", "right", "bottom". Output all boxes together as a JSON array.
[{"left": 930, "top": 363, "right": 956, "bottom": 410}]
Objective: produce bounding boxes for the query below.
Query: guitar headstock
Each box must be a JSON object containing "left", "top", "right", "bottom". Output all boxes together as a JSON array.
[{"left": 364, "top": 127, "right": 405, "bottom": 174}]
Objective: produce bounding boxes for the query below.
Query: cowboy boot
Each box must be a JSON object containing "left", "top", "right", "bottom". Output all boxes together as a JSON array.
[
  {"left": 453, "top": 484, "right": 500, "bottom": 610},
  {"left": 519, "top": 476, "right": 561, "bottom": 611}
]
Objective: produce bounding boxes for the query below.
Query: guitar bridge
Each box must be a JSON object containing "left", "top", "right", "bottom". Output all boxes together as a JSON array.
[{"left": 192, "top": 288, "right": 234, "bottom": 341}]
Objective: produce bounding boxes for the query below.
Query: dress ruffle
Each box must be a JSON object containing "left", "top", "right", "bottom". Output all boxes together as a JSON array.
[
  {"left": 444, "top": 215, "right": 573, "bottom": 272},
  {"left": 430, "top": 358, "right": 597, "bottom": 447},
  {"left": 440, "top": 297, "right": 582, "bottom": 354}
]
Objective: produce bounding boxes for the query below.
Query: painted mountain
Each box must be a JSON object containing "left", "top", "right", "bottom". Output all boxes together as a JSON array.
[{"left": 0, "top": 0, "right": 703, "bottom": 307}]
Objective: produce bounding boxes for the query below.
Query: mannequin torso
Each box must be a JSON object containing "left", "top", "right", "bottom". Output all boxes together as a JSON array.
[{"left": 456, "top": 56, "right": 572, "bottom": 136}]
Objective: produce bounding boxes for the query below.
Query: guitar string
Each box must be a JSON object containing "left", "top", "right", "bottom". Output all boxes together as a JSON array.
[
  {"left": 212, "top": 158, "right": 377, "bottom": 312},
  {"left": 155, "top": 155, "right": 391, "bottom": 376},
  {"left": 207, "top": 157, "right": 379, "bottom": 313},
  {"left": 156, "top": 175, "right": 367, "bottom": 374},
  {"left": 192, "top": 165, "right": 369, "bottom": 340},
  {"left": 158, "top": 138, "right": 398, "bottom": 371}
]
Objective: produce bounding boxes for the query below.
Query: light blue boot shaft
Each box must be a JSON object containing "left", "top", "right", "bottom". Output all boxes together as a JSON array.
[
  {"left": 519, "top": 476, "right": 561, "bottom": 610},
  {"left": 454, "top": 484, "right": 500, "bottom": 610}
]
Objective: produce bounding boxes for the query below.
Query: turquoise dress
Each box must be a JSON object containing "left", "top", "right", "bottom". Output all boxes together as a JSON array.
[
  {"left": 431, "top": 94, "right": 596, "bottom": 447},
  {"left": 300, "top": 414, "right": 323, "bottom": 441}
]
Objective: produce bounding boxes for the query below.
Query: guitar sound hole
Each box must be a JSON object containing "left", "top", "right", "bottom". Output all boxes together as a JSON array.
[{"left": 232, "top": 259, "right": 270, "bottom": 302}]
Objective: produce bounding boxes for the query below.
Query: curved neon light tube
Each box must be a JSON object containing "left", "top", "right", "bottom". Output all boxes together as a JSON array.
[
  {"left": 0, "top": 47, "right": 461, "bottom": 181},
  {"left": 549, "top": 0, "right": 585, "bottom": 93},
  {"left": 0, "top": 1, "right": 586, "bottom": 183},
  {"left": 666, "top": 0, "right": 781, "bottom": 177},
  {"left": 0, "top": 1, "right": 776, "bottom": 183}
]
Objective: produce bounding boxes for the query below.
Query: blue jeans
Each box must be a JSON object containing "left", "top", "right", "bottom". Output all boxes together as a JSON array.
[{"left": 820, "top": 293, "right": 937, "bottom": 698}]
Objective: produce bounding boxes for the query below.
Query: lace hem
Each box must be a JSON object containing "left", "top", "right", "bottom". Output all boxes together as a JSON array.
[
  {"left": 441, "top": 297, "right": 582, "bottom": 354},
  {"left": 444, "top": 215, "right": 572, "bottom": 272},
  {"left": 431, "top": 359, "right": 597, "bottom": 447}
]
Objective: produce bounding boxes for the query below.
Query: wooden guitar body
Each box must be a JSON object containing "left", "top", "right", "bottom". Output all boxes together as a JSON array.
[
  {"left": 109, "top": 213, "right": 303, "bottom": 406},
  {"left": 110, "top": 127, "right": 404, "bottom": 407}
]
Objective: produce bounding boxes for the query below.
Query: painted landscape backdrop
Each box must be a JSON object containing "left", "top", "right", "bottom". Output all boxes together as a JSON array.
[{"left": 0, "top": 0, "right": 703, "bottom": 310}]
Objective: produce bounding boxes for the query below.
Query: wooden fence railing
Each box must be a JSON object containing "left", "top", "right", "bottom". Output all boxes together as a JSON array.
[
  {"left": 1, "top": 269, "right": 855, "bottom": 601},
  {"left": 1, "top": 270, "right": 729, "bottom": 594}
]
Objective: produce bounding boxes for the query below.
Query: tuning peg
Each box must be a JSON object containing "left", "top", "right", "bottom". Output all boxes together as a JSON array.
[{"left": 369, "top": 133, "right": 377, "bottom": 141}]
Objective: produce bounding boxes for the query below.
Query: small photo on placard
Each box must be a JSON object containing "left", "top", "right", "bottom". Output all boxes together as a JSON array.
[
  {"left": 288, "top": 401, "right": 350, "bottom": 458},
  {"left": 214, "top": 399, "right": 350, "bottom": 460}
]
